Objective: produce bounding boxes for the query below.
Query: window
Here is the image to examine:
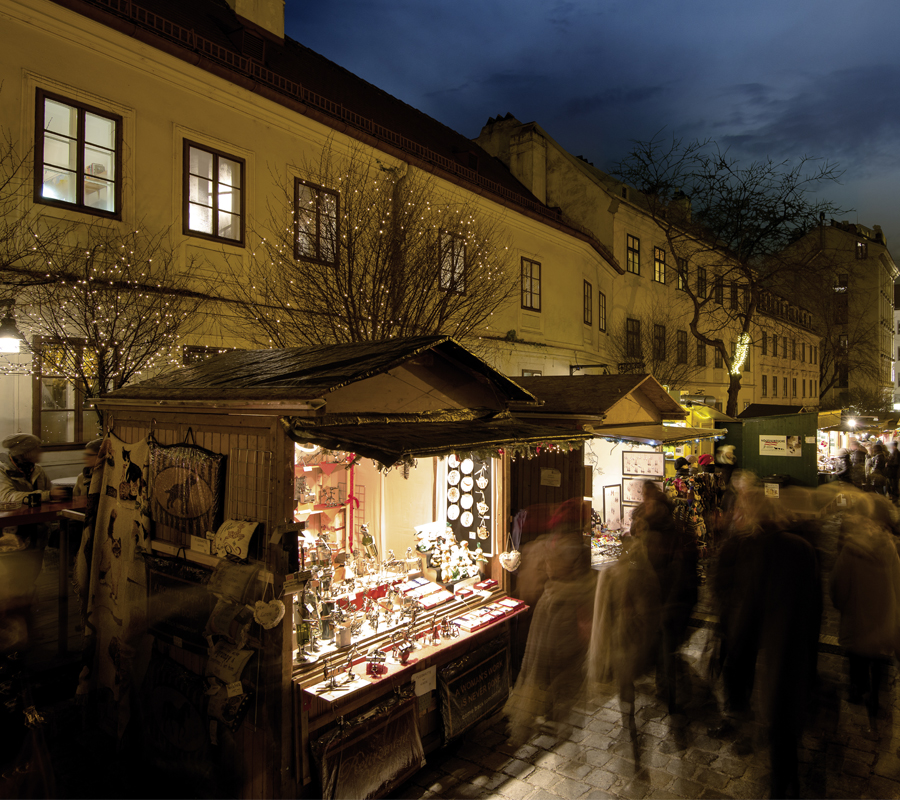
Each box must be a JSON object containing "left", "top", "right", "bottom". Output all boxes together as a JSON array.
[
  {"left": 834, "top": 274, "right": 848, "bottom": 292},
  {"left": 676, "top": 330, "right": 688, "bottom": 364},
  {"left": 653, "top": 247, "right": 666, "bottom": 283},
  {"left": 762, "top": 375, "right": 768, "bottom": 397},
  {"left": 856, "top": 242, "right": 868, "bottom": 259},
  {"left": 598, "top": 291, "right": 607, "bottom": 332},
  {"left": 801, "top": 342, "right": 805, "bottom": 362},
  {"left": 676, "top": 268, "right": 686, "bottom": 291},
  {"left": 36, "top": 89, "right": 121, "bottom": 217},
  {"left": 521, "top": 369, "right": 542, "bottom": 377},
  {"left": 834, "top": 293, "right": 848, "bottom": 324},
  {"left": 185, "top": 141, "right": 244, "bottom": 243},
  {"left": 792, "top": 378, "right": 797, "bottom": 397},
  {"left": 520, "top": 258, "right": 541, "bottom": 311},
  {"left": 182, "top": 345, "right": 235, "bottom": 365},
  {"left": 714, "top": 276, "right": 724, "bottom": 304},
  {"left": 792, "top": 339, "right": 797, "bottom": 360},
  {"left": 783, "top": 377, "right": 788, "bottom": 397},
  {"left": 772, "top": 376, "right": 778, "bottom": 397},
  {"left": 697, "top": 268, "right": 707, "bottom": 299},
  {"left": 627, "top": 234, "right": 640, "bottom": 275},
  {"left": 653, "top": 324, "right": 666, "bottom": 361},
  {"left": 839, "top": 333, "right": 848, "bottom": 350},
  {"left": 730, "top": 281, "right": 738, "bottom": 309},
  {"left": 802, "top": 379, "right": 806, "bottom": 397},
  {"left": 583, "top": 280, "right": 593, "bottom": 325},
  {"left": 439, "top": 230, "right": 466, "bottom": 293},
  {"left": 295, "top": 179, "right": 338, "bottom": 265},
  {"left": 783, "top": 336, "right": 789, "bottom": 359},
  {"left": 714, "top": 347, "right": 724, "bottom": 369},
  {"left": 761, "top": 332, "right": 767, "bottom": 356},
  {"left": 625, "top": 318, "right": 641, "bottom": 359},
  {"left": 772, "top": 336, "right": 778, "bottom": 358},
  {"left": 32, "top": 337, "right": 102, "bottom": 446},
  {"left": 697, "top": 341, "right": 706, "bottom": 367}
]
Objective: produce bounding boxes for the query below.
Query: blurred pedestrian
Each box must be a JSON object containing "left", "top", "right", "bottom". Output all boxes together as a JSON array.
[
  {"left": 886, "top": 441, "right": 899, "bottom": 501},
  {"left": 833, "top": 447, "right": 852, "bottom": 483},
  {"left": 74, "top": 438, "right": 104, "bottom": 497},
  {"left": 848, "top": 438, "right": 866, "bottom": 488},
  {"left": 830, "top": 511, "right": 900, "bottom": 728},
  {"left": 865, "top": 441, "right": 889, "bottom": 495}
]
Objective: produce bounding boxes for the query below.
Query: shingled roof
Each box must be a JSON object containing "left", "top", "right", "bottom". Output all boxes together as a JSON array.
[
  {"left": 102, "top": 336, "right": 538, "bottom": 404},
  {"left": 52, "top": 0, "right": 618, "bottom": 268}
]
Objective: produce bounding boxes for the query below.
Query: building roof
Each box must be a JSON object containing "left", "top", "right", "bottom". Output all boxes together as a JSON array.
[
  {"left": 510, "top": 375, "right": 686, "bottom": 420},
  {"left": 55, "top": 0, "right": 616, "bottom": 264},
  {"left": 101, "top": 336, "right": 537, "bottom": 404}
]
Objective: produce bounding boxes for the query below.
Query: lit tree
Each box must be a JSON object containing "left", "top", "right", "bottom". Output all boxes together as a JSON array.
[
  {"left": 16, "top": 222, "right": 209, "bottom": 411},
  {"left": 227, "top": 140, "right": 516, "bottom": 346},
  {"left": 614, "top": 134, "right": 844, "bottom": 417}
]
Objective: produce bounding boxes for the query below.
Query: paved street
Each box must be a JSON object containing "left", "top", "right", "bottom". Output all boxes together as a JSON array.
[
  {"left": 396, "top": 520, "right": 900, "bottom": 800},
  {"left": 397, "top": 625, "right": 900, "bottom": 800}
]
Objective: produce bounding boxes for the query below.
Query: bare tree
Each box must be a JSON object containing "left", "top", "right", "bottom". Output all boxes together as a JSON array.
[
  {"left": 607, "top": 298, "right": 704, "bottom": 390},
  {"left": 226, "top": 140, "right": 516, "bottom": 347},
  {"left": 844, "top": 383, "right": 893, "bottom": 416},
  {"left": 16, "top": 223, "right": 209, "bottom": 411},
  {"left": 614, "top": 134, "right": 844, "bottom": 416}
]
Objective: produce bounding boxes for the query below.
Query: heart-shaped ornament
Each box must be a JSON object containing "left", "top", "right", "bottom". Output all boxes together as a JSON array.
[
  {"left": 498, "top": 550, "right": 521, "bottom": 572},
  {"left": 253, "top": 599, "right": 285, "bottom": 629}
]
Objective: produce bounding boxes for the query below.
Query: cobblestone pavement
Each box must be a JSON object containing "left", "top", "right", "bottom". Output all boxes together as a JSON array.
[{"left": 395, "top": 523, "right": 900, "bottom": 800}]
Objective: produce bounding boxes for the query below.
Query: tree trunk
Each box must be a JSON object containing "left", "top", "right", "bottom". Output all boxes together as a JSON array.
[{"left": 725, "top": 371, "right": 742, "bottom": 418}]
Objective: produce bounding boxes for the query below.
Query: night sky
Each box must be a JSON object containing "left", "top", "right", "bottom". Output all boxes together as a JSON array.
[{"left": 287, "top": 0, "right": 900, "bottom": 252}]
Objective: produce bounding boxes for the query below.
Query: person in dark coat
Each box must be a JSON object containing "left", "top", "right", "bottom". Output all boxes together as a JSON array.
[
  {"left": 886, "top": 441, "right": 900, "bottom": 500},
  {"left": 711, "top": 479, "right": 821, "bottom": 799},
  {"left": 833, "top": 447, "right": 852, "bottom": 483},
  {"left": 631, "top": 481, "right": 699, "bottom": 712},
  {"left": 848, "top": 438, "right": 867, "bottom": 488},
  {"left": 866, "top": 441, "right": 889, "bottom": 495}
]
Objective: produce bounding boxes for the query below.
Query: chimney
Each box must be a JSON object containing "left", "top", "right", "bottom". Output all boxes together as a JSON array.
[{"left": 226, "top": 0, "right": 284, "bottom": 40}]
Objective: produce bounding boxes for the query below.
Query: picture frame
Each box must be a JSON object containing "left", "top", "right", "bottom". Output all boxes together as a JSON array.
[
  {"left": 603, "top": 485, "right": 622, "bottom": 530},
  {"left": 622, "top": 450, "right": 665, "bottom": 477},
  {"left": 622, "top": 477, "right": 663, "bottom": 504},
  {"left": 622, "top": 504, "right": 638, "bottom": 533}
]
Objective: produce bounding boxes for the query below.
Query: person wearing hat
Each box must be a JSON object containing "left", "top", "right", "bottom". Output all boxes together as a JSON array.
[
  {"left": 698, "top": 454, "right": 715, "bottom": 474},
  {"left": 673, "top": 455, "right": 697, "bottom": 478},
  {"left": 833, "top": 448, "right": 852, "bottom": 483},
  {"left": 74, "top": 438, "right": 104, "bottom": 497},
  {"left": 0, "top": 434, "right": 67, "bottom": 508}
]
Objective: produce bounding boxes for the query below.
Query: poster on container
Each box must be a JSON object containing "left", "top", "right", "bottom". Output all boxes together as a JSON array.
[{"left": 759, "top": 435, "right": 802, "bottom": 457}]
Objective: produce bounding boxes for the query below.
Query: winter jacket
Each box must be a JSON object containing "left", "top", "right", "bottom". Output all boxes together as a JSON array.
[
  {"left": 830, "top": 522, "right": 900, "bottom": 658},
  {"left": 866, "top": 452, "right": 888, "bottom": 487},
  {"left": 833, "top": 455, "right": 852, "bottom": 482},
  {"left": 0, "top": 454, "right": 52, "bottom": 505},
  {"left": 849, "top": 448, "right": 867, "bottom": 486}
]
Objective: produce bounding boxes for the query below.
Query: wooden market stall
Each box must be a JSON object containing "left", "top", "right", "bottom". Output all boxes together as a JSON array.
[{"left": 90, "top": 336, "right": 591, "bottom": 799}]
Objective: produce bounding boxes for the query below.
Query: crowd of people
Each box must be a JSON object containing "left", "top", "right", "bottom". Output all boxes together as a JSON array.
[
  {"left": 832, "top": 436, "right": 900, "bottom": 498},
  {"left": 503, "top": 472, "right": 900, "bottom": 799}
]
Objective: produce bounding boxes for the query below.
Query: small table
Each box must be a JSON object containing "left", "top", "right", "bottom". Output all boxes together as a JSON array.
[{"left": 0, "top": 496, "right": 88, "bottom": 655}]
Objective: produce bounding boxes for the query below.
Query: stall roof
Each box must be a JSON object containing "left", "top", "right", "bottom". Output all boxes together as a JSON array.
[
  {"left": 101, "top": 336, "right": 537, "bottom": 404},
  {"left": 592, "top": 424, "right": 728, "bottom": 445},
  {"left": 510, "top": 375, "right": 686, "bottom": 420},
  {"left": 683, "top": 403, "right": 738, "bottom": 423},
  {"left": 737, "top": 403, "right": 813, "bottom": 419},
  {"left": 281, "top": 412, "right": 592, "bottom": 466}
]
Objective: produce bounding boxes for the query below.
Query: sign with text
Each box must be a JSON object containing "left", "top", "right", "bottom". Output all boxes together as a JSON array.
[
  {"left": 439, "top": 634, "right": 510, "bottom": 740},
  {"left": 759, "top": 434, "right": 802, "bottom": 457}
]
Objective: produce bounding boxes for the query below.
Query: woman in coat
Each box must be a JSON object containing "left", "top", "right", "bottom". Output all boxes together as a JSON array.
[{"left": 866, "top": 442, "right": 889, "bottom": 495}]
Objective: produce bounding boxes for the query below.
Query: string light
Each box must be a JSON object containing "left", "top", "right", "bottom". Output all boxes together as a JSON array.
[{"left": 730, "top": 332, "right": 751, "bottom": 376}]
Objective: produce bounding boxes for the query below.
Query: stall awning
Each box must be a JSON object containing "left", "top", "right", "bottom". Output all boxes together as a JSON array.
[
  {"left": 590, "top": 424, "right": 728, "bottom": 445},
  {"left": 281, "top": 413, "right": 593, "bottom": 467}
]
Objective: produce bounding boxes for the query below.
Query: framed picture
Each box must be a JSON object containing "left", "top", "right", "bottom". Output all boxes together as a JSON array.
[
  {"left": 622, "top": 450, "right": 665, "bottom": 477},
  {"left": 622, "top": 478, "right": 663, "bottom": 504},
  {"left": 622, "top": 504, "right": 638, "bottom": 533},
  {"left": 603, "top": 485, "right": 622, "bottom": 530}
]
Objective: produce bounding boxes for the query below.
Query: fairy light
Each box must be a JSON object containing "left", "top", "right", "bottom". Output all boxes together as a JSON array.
[{"left": 730, "top": 333, "right": 751, "bottom": 376}]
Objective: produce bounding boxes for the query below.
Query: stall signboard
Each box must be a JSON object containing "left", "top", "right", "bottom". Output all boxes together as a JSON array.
[
  {"left": 759, "top": 435, "right": 802, "bottom": 457},
  {"left": 439, "top": 634, "right": 510, "bottom": 741}
]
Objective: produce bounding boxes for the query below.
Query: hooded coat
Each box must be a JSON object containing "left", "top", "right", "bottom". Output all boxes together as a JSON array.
[
  {"left": 830, "top": 522, "right": 900, "bottom": 658},
  {"left": 0, "top": 453, "right": 52, "bottom": 506}
]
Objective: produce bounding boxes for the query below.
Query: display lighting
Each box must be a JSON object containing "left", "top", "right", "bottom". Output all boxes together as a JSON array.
[
  {"left": 730, "top": 333, "right": 751, "bottom": 376},
  {"left": 0, "top": 311, "right": 27, "bottom": 354}
]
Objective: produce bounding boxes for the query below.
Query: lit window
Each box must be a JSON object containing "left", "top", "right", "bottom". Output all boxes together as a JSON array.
[
  {"left": 856, "top": 242, "right": 867, "bottom": 259},
  {"left": 36, "top": 89, "right": 121, "bottom": 217},
  {"left": 521, "top": 258, "right": 541, "bottom": 311},
  {"left": 185, "top": 141, "right": 244, "bottom": 243},
  {"left": 295, "top": 179, "right": 339, "bottom": 265},
  {"left": 653, "top": 247, "right": 666, "bottom": 283}
]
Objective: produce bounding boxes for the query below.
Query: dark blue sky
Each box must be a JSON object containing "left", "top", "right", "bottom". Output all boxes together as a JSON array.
[{"left": 287, "top": 0, "right": 900, "bottom": 250}]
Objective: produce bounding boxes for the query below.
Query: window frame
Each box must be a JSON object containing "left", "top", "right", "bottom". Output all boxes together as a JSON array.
[
  {"left": 34, "top": 88, "right": 123, "bottom": 219},
  {"left": 626, "top": 234, "right": 640, "bottom": 275},
  {"left": 783, "top": 377, "right": 788, "bottom": 397},
  {"left": 792, "top": 377, "right": 797, "bottom": 397},
  {"left": 583, "top": 280, "right": 593, "bottom": 326},
  {"left": 714, "top": 347, "right": 724, "bottom": 369},
  {"left": 598, "top": 291, "right": 607, "bottom": 333},
  {"left": 183, "top": 139, "right": 246, "bottom": 245},
  {"left": 714, "top": 276, "right": 724, "bottom": 305},
  {"left": 697, "top": 267, "right": 707, "bottom": 299},
  {"left": 761, "top": 332, "right": 767, "bottom": 356},
  {"left": 31, "top": 335, "right": 100, "bottom": 449},
  {"left": 438, "top": 229, "right": 467, "bottom": 295},
  {"left": 294, "top": 177, "right": 339, "bottom": 266},
  {"left": 697, "top": 340, "right": 706, "bottom": 367},
  {"left": 676, "top": 330, "right": 688, "bottom": 364},
  {"left": 653, "top": 247, "right": 666, "bottom": 283},
  {"left": 772, "top": 375, "right": 778, "bottom": 397},
  {"left": 762, "top": 375, "right": 768, "bottom": 397},
  {"left": 520, "top": 257, "right": 541, "bottom": 312},
  {"left": 652, "top": 323, "right": 666, "bottom": 362},
  {"left": 625, "top": 318, "right": 641, "bottom": 360}
]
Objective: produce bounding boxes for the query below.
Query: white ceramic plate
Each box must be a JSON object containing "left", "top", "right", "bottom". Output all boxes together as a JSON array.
[
  {"left": 448, "top": 470, "right": 460, "bottom": 486},
  {"left": 461, "top": 493, "right": 474, "bottom": 509},
  {"left": 447, "top": 504, "right": 460, "bottom": 520},
  {"left": 460, "top": 511, "right": 474, "bottom": 528},
  {"left": 461, "top": 458, "right": 474, "bottom": 475},
  {"left": 460, "top": 476, "right": 474, "bottom": 492},
  {"left": 447, "top": 487, "right": 460, "bottom": 503},
  {"left": 448, "top": 454, "right": 461, "bottom": 468}
]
